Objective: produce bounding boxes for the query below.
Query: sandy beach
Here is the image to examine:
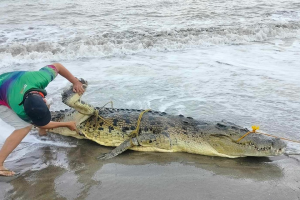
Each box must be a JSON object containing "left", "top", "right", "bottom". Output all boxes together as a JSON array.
[
  {"left": 1, "top": 0, "right": 300, "bottom": 199},
  {"left": 1, "top": 135, "right": 300, "bottom": 200}
]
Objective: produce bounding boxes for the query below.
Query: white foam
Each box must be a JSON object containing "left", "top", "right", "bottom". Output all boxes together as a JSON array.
[
  {"left": 1, "top": 24, "right": 300, "bottom": 66},
  {"left": 1, "top": 0, "right": 300, "bottom": 65}
]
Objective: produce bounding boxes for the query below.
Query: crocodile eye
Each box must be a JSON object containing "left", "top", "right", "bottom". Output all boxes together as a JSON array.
[{"left": 216, "top": 123, "right": 227, "bottom": 129}]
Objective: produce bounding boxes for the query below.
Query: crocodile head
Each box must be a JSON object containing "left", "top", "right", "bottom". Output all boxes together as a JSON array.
[
  {"left": 61, "top": 78, "right": 88, "bottom": 107},
  {"left": 205, "top": 122, "right": 286, "bottom": 157}
]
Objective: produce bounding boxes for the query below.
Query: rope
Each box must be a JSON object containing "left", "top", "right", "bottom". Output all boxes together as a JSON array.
[
  {"left": 80, "top": 100, "right": 150, "bottom": 137},
  {"left": 92, "top": 110, "right": 115, "bottom": 131},
  {"left": 76, "top": 101, "right": 115, "bottom": 133},
  {"left": 237, "top": 125, "right": 300, "bottom": 144},
  {"left": 99, "top": 101, "right": 113, "bottom": 110},
  {"left": 129, "top": 109, "right": 151, "bottom": 137},
  {"left": 89, "top": 108, "right": 151, "bottom": 137},
  {"left": 236, "top": 125, "right": 259, "bottom": 142},
  {"left": 90, "top": 101, "right": 115, "bottom": 132}
]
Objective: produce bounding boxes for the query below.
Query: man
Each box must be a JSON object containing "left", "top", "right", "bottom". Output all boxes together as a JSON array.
[{"left": 0, "top": 63, "right": 85, "bottom": 176}]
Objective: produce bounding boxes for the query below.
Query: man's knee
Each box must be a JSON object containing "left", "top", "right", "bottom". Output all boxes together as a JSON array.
[
  {"left": 25, "top": 125, "right": 33, "bottom": 129},
  {"left": 23, "top": 125, "right": 32, "bottom": 131}
]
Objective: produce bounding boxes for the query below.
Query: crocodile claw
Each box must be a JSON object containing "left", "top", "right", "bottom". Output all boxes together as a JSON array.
[{"left": 97, "top": 152, "right": 117, "bottom": 160}]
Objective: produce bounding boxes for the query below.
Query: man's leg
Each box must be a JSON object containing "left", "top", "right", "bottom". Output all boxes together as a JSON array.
[
  {"left": 0, "top": 106, "right": 32, "bottom": 176},
  {"left": 0, "top": 125, "right": 32, "bottom": 176}
]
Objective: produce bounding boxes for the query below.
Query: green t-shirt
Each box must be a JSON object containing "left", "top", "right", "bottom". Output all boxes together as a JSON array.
[{"left": 0, "top": 65, "right": 58, "bottom": 123}]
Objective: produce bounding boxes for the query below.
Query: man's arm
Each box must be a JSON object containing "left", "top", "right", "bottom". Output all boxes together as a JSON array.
[
  {"left": 52, "top": 63, "right": 85, "bottom": 95},
  {"left": 39, "top": 63, "right": 84, "bottom": 133},
  {"left": 38, "top": 121, "right": 77, "bottom": 131}
]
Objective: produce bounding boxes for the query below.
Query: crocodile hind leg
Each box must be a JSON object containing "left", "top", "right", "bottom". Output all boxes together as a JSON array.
[{"left": 97, "top": 138, "right": 139, "bottom": 160}]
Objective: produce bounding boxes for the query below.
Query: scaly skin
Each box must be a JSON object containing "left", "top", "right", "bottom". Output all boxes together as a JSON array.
[{"left": 49, "top": 79, "right": 286, "bottom": 159}]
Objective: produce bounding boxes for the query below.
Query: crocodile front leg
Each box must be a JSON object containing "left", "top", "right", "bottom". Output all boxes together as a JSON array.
[
  {"left": 97, "top": 133, "right": 171, "bottom": 159},
  {"left": 97, "top": 138, "right": 139, "bottom": 160}
]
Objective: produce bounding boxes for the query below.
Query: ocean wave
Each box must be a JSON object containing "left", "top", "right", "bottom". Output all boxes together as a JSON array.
[{"left": 0, "top": 22, "right": 299, "bottom": 65}]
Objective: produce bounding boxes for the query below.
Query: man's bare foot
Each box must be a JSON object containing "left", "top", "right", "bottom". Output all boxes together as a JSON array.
[{"left": 0, "top": 166, "right": 15, "bottom": 177}]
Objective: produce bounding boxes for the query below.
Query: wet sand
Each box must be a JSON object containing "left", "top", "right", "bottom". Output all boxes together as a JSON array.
[{"left": 1, "top": 136, "right": 300, "bottom": 200}]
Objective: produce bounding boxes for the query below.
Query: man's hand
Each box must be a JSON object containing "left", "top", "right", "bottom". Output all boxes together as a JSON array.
[
  {"left": 38, "top": 128, "right": 47, "bottom": 136},
  {"left": 73, "top": 80, "right": 85, "bottom": 95},
  {"left": 67, "top": 121, "right": 77, "bottom": 131},
  {"left": 52, "top": 63, "right": 85, "bottom": 95}
]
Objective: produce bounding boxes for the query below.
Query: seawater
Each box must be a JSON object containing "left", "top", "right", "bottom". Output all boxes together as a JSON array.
[{"left": 0, "top": 0, "right": 300, "bottom": 157}]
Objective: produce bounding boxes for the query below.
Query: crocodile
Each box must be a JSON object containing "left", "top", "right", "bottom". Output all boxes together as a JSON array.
[{"left": 48, "top": 79, "right": 286, "bottom": 159}]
